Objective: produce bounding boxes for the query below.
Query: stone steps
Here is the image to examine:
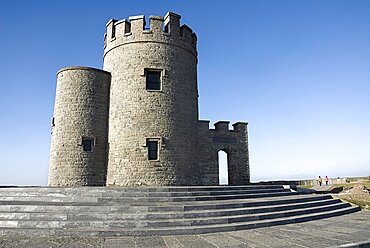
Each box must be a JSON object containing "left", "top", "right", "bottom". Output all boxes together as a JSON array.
[
  {"left": 0, "top": 185, "right": 283, "bottom": 194},
  {"left": 0, "top": 198, "right": 341, "bottom": 220},
  {"left": 0, "top": 194, "right": 333, "bottom": 210},
  {"left": 0, "top": 192, "right": 298, "bottom": 204},
  {"left": 0, "top": 187, "right": 287, "bottom": 198},
  {"left": 0, "top": 207, "right": 359, "bottom": 237},
  {"left": 0, "top": 195, "right": 335, "bottom": 215},
  {"left": 0, "top": 202, "right": 351, "bottom": 228},
  {"left": 0, "top": 185, "right": 360, "bottom": 237},
  {"left": 179, "top": 194, "right": 334, "bottom": 209}
]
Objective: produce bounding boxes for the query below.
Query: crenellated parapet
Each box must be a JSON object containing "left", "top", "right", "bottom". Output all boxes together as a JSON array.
[
  {"left": 199, "top": 120, "right": 249, "bottom": 134},
  {"left": 200, "top": 120, "right": 249, "bottom": 147},
  {"left": 104, "top": 12, "right": 197, "bottom": 58}
]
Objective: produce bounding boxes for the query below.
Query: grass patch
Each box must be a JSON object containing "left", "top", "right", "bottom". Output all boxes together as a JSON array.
[
  {"left": 297, "top": 180, "right": 370, "bottom": 210},
  {"left": 336, "top": 195, "right": 370, "bottom": 210},
  {"left": 333, "top": 182, "right": 370, "bottom": 190}
]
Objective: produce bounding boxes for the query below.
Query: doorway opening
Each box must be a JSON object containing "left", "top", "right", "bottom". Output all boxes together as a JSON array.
[{"left": 218, "top": 150, "right": 228, "bottom": 185}]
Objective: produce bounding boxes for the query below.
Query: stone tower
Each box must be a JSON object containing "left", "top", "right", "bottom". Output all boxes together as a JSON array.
[
  {"left": 48, "top": 12, "right": 250, "bottom": 187},
  {"left": 48, "top": 67, "right": 111, "bottom": 186},
  {"left": 104, "top": 13, "right": 199, "bottom": 186}
]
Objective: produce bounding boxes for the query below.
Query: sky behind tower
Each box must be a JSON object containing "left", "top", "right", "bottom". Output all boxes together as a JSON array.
[{"left": 0, "top": 0, "right": 369, "bottom": 185}]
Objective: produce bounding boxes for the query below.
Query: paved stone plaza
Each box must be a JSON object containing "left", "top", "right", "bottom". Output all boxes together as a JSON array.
[{"left": 0, "top": 211, "right": 369, "bottom": 248}]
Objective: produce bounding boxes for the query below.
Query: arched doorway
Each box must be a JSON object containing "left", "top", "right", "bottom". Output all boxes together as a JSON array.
[{"left": 218, "top": 150, "right": 228, "bottom": 185}]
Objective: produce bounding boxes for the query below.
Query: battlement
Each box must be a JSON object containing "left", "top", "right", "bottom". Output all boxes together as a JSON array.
[
  {"left": 232, "top": 122, "right": 248, "bottom": 132},
  {"left": 104, "top": 12, "right": 197, "bottom": 56},
  {"left": 198, "top": 120, "right": 248, "bottom": 132}
]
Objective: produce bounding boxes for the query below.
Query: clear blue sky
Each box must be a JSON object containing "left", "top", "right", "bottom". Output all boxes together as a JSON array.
[{"left": 0, "top": 0, "right": 369, "bottom": 185}]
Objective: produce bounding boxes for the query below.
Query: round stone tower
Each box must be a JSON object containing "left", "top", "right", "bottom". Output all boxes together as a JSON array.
[
  {"left": 104, "top": 12, "right": 199, "bottom": 186},
  {"left": 48, "top": 67, "right": 111, "bottom": 186}
]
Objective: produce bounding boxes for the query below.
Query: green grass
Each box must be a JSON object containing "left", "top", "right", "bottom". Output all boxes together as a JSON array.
[
  {"left": 333, "top": 182, "right": 370, "bottom": 190},
  {"left": 336, "top": 196, "right": 370, "bottom": 210}
]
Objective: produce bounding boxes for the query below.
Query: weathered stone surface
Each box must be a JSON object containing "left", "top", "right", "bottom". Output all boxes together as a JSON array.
[
  {"left": 48, "top": 12, "right": 250, "bottom": 186},
  {"left": 0, "top": 186, "right": 361, "bottom": 238},
  {"left": 198, "top": 121, "right": 250, "bottom": 185},
  {"left": 48, "top": 67, "right": 111, "bottom": 186},
  {"left": 104, "top": 13, "right": 199, "bottom": 186}
]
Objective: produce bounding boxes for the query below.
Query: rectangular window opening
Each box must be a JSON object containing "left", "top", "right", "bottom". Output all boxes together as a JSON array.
[
  {"left": 111, "top": 25, "right": 116, "bottom": 39},
  {"left": 82, "top": 137, "right": 94, "bottom": 152},
  {"left": 104, "top": 33, "right": 107, "bottom": 47},
  {"left": 164, "top": 23, "right": 169, "bottom": 33},
  {"left": 146, "top": 70, "right": 161, "bottom": 90},
  {"left": 148, "top": 140, "right": 158, "bottom": 160}
]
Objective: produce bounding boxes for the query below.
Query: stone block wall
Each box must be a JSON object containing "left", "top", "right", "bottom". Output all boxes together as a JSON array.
[
  {"left": 198, "top": 121, "right": 250, "bottom": 185},
  {"left": 104, "top": 13, "right": 200, "bottom": 186},
  {"left": 48, "top": 67, "right": 111, "bottom": 186}
]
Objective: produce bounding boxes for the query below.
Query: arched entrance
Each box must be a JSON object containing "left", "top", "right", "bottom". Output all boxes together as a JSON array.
[{"left": 218, "top": 150, "right": 228, "bottom": 185}]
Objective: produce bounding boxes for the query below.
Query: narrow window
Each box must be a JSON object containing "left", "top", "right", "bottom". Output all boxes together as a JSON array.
[
  {"left": 82, "top": 138, "right": 94, "bottom": 152},
  {"left": 164, "top": 23, "right": 169, "bottom": 33},
  {"left": 148, "top": 140, "right": 158, "bottom": 160},
  {"left": 146, "top": 70, "right": 161, "bottom": 90},
  {"left": 111, "top": 24, "right": 116, "bottom": 39}
]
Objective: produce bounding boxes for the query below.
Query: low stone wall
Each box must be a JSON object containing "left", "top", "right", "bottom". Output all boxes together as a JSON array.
[
  {"left": 253, "top": 178, "right": 349, "bottom": 187},
  {"left": 297, "top": 178, "right": 347, "bottom": 186}
]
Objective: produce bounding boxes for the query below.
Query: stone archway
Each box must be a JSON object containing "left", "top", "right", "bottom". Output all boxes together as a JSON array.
[{"left": 218, "top": 150, "right": 229, "bottom": 185}]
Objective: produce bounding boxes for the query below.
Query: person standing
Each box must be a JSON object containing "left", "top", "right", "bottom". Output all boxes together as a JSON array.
[
  {"left": 325, "top": 176, "right": 329, "bottom": 185},
  {"left": 318, "top": 176, "right": 322, "bottom": 186}
]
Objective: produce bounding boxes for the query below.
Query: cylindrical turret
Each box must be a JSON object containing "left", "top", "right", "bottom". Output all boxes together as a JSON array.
[
  {"left": 48, "top": 67, "right": 111, "bottom": 186},
  {"left": 104, "top": 12, "right": 200, "bottom": 186}
]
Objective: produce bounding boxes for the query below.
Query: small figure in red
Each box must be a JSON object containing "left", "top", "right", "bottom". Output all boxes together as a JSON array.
[{"left": 325, "top": 176, "right": 329, "bottom": 185}]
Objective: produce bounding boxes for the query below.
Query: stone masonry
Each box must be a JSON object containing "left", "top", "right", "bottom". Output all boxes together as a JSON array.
[
  {"left": 198, "top": 121, "right": 250, "bottom": 185},
  {"left": 48, "top": 12, "right": 250, "bottom": 186},
  {"left": 49, "top": 67, "right": 111, "bottom": 186}
]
